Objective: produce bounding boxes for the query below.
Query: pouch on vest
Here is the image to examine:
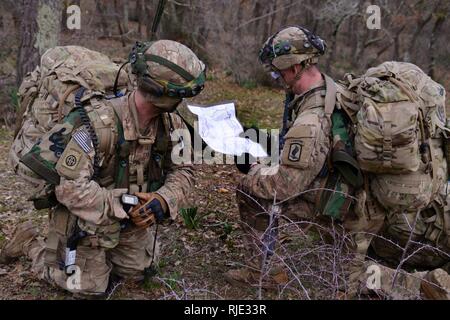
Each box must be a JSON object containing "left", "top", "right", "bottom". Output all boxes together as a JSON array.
[
  {"left": 337, "top": 62, "right": 448, "bottom": 215},
  {"left": 316, "top": 111, "right": 361, "bottom": 221}
]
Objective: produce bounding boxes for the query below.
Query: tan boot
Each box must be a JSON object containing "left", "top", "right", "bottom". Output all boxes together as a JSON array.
[
  {"left": 421, "top": 268, "right": 450, "bottom": 300},
  {"left": 224, "top": 267, "right": 288, "bottom": 289},
  {"left": 0, "top": 221, "right": 38, "bottom": 265}
]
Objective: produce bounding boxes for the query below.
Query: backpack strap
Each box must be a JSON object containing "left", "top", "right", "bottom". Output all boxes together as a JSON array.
[
  {"left": 324, "top": 74, "right": 337, "bottom": 119},
  {"left": 57, "top": 84, "right": 80, "bottom": 123}
]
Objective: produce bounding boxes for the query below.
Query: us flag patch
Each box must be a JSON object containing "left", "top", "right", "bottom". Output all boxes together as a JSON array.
[{"left": 73, "top": 130, "right": 93, "bottom": 153}]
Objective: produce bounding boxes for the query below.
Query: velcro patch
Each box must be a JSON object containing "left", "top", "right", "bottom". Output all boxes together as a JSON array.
[
  {"left": 55, "top": 137, "right": 91, "bottom": 180},
  {"left": 73, "top": 129, "right": 93, "bottom": 154},
  {"left": 61, "top": 149, "right": 82, "bottom": 171},
  {"left": 281, "top": 124, "right": 317, "bottom": 169},
  {"left": 288, "top": 143, "right": 302, "bottom": 162}
]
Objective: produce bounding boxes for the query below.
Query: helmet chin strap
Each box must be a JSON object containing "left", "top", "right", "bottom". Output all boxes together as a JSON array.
[{"left": 285, "top": 59, "right": 314, "bottom": 92}]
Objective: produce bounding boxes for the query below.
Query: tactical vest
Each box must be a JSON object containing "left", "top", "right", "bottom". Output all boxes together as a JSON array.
[{"left": 20, "top": 94, "right": 172, "bottom": 209}]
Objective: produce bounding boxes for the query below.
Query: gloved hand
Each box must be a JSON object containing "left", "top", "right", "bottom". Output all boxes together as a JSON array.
[
  {"left": 136, "top": 192, "right": 168, "bottom": 222},
  {"left": 128, "top": 193, "right": 169, "bottom": 228}
]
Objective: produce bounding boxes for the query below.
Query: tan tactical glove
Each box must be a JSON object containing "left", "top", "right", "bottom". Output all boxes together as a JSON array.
[{"left": 128, "top": 193, "right": 169, "bottom": 229}]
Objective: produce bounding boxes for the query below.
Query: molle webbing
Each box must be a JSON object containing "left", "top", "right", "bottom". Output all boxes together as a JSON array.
[
  {"left": 147, "top": 114, "right": 171, "bottom": 192},
  {"left": 109, "top": 101, "right": 130, "bottom": 189}
]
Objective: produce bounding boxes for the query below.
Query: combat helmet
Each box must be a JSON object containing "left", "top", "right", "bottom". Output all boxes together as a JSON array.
[
  {"left": 115, "top": 40, "right": 206, "bottom": 110},
  {"left": 259, "top": 26, "right": 326, "bottom": 72}
]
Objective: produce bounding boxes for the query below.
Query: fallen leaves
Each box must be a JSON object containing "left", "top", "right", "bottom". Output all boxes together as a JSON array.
[{"left": 218, "top": 188, "right": 229, "bottom": 193}]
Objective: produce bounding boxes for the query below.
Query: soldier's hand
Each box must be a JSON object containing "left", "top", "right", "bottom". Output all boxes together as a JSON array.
[
  {"left": 135, "top": 192, "right": 169, "bottom": 223},
  {"left": 127, "top": 193, "right": 169, "bottom": 228}
]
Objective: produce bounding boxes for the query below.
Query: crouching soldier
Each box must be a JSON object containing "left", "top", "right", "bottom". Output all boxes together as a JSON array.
[
  {"left": 226, "top": 26, "right": 450, "bottom": 299},
  {"left": 0, "top": 40, "right": 205, "bottom": 297}
]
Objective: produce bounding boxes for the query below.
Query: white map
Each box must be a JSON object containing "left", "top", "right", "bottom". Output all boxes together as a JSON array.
[{"left": 187, "top": 102, "right": 268, "bottom": 157}]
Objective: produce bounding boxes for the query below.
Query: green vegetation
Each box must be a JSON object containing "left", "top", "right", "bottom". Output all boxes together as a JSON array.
[
  {"left": 9, "top": 88, "right": 19, "bottom": 111},
  {"left": 179, "top": 207, "right": 202, "bottom": 230},
  {"left": 220, "top": 221, "right": 233, "bottom": 241}
]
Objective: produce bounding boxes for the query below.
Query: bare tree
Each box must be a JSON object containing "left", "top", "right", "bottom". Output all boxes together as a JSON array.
[
  {"left": 16, "top": 0, "right": 62, "bottom": 86},
  {"left": 429, "top": 1, "right": 447, "bottom": 78},
  {"left": 95, "top": 0, "right": 110, "bottom": 37}
]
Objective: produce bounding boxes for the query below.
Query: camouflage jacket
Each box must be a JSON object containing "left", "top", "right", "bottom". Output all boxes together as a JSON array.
[
  {"left": 241, "top": 77, "right": 330, "bottom": 203},
  {"left": 21, "top": 92, "right": 194, "bottom": 231}
]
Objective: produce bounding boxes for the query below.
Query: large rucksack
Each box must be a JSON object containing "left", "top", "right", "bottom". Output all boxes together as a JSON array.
[
  {"left": 335, "top": 61, "right": 448, "bottom": 213},
  {"left": 8, "top": 46, "right": 134, "bottom": 188}
]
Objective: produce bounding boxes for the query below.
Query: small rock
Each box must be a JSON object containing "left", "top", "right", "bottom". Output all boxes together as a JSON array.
[{"left": 0, "top": 268, "right": 7, "bottom": 276}]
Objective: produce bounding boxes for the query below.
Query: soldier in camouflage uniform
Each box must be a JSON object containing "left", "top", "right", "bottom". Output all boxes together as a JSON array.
[
  {"left": 225, "top": 26, "right": 450, "bottom": 299},
  {"left": 0, "top": 40, "right": 205, "bottom": 297}
]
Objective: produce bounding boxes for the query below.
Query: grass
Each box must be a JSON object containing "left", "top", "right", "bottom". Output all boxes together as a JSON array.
[
  {"left": 0, "top": 127, "right": 11, "bottom": 139},
  {"left": 240, "top": 80, "right": 258, "bottom": 90},
  {"left": 9, "top": 88, "right": 19, "bottom": 111},
  {"left": 219, "top": 221, "right": 233, "bottom": 241},
  {"left": 142, "top": 277, "right": 163, "bottom": 291},
  {"left": 163, "top": 271, "right": 182, "bottom": 292},
  {"left": 188, "top": 70, "right": 284, "bottom": 129},
  {"left": 179, "top": 207, "right": 202, "bottom": 230}
]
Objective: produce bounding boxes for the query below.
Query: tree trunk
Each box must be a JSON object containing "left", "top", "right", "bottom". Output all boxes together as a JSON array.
[
  {"left": 137, "top": 0, "right": 145, "bottom": 36},
  {"left": 403, "top": 11, "right": 433, "bottom": 62},
  {"left": 326, "top": 16, "right": 347, "bottom": 74},
  {"left": 393, "top": 25, "right": 406, "bottom": 61},
  {"left": 123, "top": 0, "right": 129, "bottom": 34},
  {"left": 429, "top": 13, "right": 445, "bottom": 79},
  {"left": 145, "top": 0, "right": 157, "bottom": 39},
  {"left": 95, "top": 0, "right": 110, "bottom": 37},
  {"left": 16, "top": 0, "right": 62, "bottom": 86},
  {"left": 114, "top": 0, "right": 127, "bottom": 47}
]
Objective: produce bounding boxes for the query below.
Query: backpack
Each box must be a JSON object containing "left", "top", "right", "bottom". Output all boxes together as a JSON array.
[
  {"left": 8, "top": 46, "right": 134, "bottom": 188},
  {"left": 335, "top": 61, "right": 448, "bottom": 213}
]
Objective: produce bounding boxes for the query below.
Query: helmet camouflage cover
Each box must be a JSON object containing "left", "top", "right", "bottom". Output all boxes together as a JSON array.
[
  {"left": 130, "top": 40, "right": 206, "bottom": 101},
  {"left": 259, "top": 26, "right": 326, "bottom": 71}
]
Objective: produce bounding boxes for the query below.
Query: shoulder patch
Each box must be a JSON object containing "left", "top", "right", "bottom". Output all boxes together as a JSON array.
[
  {"left": 281, "top": 124, "right": 317, "bottom": 169},
  {"left": 55, "top": 137, "right": 91, "bottom": 180},
  {"left": 61, "top": 149, "right": 82, "bottom": 170},
  {"left": 288, "top": 143, "right": 302, "bottom": 162}
]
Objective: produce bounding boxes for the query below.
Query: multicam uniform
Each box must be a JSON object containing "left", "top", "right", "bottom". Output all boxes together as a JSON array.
[
  {"left": 4, "top": 39, "right": 206, "bottom": 296},
  {"left": 237, "top": 80, "right": 449, "bottom": 295},
  {"left": 22, "top": 92, "right": 193, "bottom": 295}
]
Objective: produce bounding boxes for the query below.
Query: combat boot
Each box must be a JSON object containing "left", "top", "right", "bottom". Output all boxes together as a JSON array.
[
  {"left": 421, "top": 268, "right": 450, "bottom": 300},
  {"left": 0, "top": 221, "right": 38, "bottom": 265}
]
